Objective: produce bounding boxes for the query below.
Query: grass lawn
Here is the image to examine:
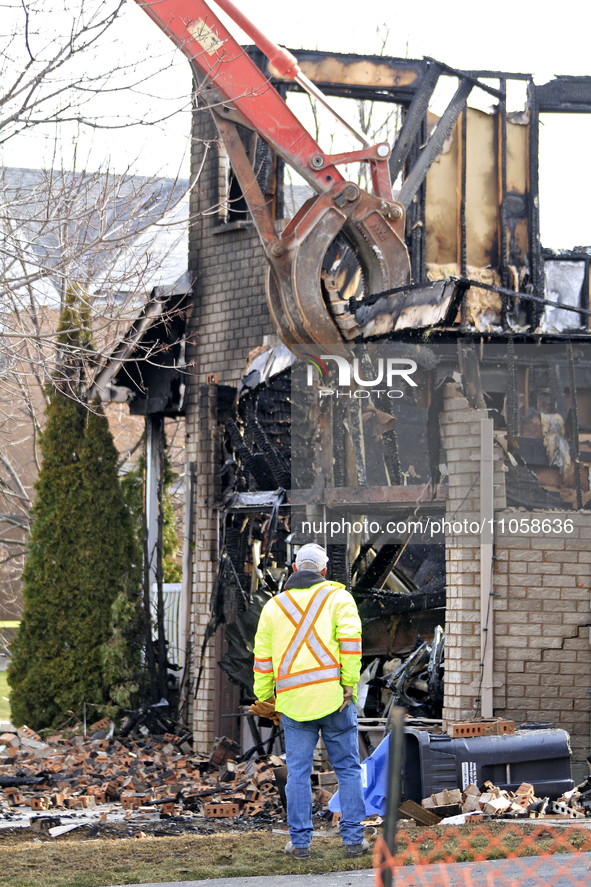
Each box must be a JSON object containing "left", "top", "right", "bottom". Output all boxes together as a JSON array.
[
  {"left": 1, "top": 821, "right": 591, "bottom": 887},
  {"left": 0, "top": 830, "right": 374, "bottom": 887},
  {"left": 0, "top": 670, "right": 11, "bottom": 722}
]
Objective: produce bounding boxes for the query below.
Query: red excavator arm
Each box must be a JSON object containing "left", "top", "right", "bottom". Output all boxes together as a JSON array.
[{"left": 135, "top": 0, "right": 410, "bottom": 344}]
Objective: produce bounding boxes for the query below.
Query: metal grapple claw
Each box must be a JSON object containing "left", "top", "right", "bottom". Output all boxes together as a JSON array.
[{"left": 265, "top": 183, "right": 410, "bottom": 345}]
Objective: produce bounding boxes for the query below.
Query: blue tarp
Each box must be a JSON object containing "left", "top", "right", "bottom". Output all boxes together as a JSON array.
[{"left": 328, "top": 734, "right": 390, "bottom": 817}]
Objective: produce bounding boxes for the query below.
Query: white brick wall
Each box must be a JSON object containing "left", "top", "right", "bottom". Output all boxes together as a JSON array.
[{"left": 441, "top": 384, "right": 591, "bottom": 765}]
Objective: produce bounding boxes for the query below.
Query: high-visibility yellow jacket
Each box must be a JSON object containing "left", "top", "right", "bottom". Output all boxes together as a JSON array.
[{"left": 253, "top": 571, "right": 362, "bottom": 721}]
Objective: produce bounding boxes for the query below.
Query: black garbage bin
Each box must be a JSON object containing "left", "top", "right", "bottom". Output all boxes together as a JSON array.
[{"left": 403, "top": 726, "right": 574, "bottom": 802}]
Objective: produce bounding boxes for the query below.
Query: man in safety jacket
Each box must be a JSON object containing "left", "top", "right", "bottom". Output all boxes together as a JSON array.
[{"left": 253, "top": 543, "right": 368, "bottom": 859}]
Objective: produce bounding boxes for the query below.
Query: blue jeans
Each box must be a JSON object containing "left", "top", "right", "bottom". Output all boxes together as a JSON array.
[{"left": 282, "top": 704, "right": 366, "bottom": 848}]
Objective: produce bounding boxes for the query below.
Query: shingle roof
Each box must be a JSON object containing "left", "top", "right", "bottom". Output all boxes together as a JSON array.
[{"left": 0, "top": 166, "right": 190, "bottom": 305}]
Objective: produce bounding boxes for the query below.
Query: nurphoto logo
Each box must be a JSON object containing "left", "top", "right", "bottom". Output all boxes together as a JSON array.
[{"left": 305, "top": 354, "right": 417, "bottom": 399}]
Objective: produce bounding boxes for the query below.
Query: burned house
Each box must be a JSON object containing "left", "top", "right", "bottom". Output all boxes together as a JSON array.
[{"left": 98, "top": 40, "right": 591, "bottom": 782}]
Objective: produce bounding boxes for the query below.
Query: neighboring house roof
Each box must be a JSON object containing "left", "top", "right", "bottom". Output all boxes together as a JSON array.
[{"left": 0, "top": 166, "right": 190, "bottom": 306}]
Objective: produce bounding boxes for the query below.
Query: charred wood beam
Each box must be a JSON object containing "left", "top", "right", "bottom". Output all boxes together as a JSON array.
[
  {"left": 424, "top": 57, "right": 504, "bottom": 99},
  {"left": 506, "top": 339, "right": 520, "bottom": 438},
  {"left": 382, "top": 429, "right": 402, "bottom": 485},
  {"left": 528, "top": 81, "right": 543, "bottom": 313},
  {"left": 289, "top": 483, "right": 448, "bottom": 507},
  {"left": 332, "top": 399, "right": 347, "bottom": 487},
  {"left": 567, "top": 342, "right": 583, "bottom": 510},
  {"left": 247, "top": 45, "right": 425, "bottom": 96},
  {"left": 143, "top": 419, "right": 159, "bottom": 705},
  {"left": 535, "top": 76, "right": 591, "bottom": 113},
  {"left": 460, "top": 106, "right": 467, "bottom": 278},
  {"left": 499, "top": 78, "right": 510, "bottom": 293},
  {"left": 358, "top": 348, "right": 397, "bottom": 486},
  {"left": 355, "top": 585, "right": 445, "bottom": 615},
  {"left": 354, "top": 544, "right": 405, "bottom": 590},
  {"left": 225, "top": 418, "right": 277, "bottom": 491},
  {"left": 457, "top": 340, "right": 486, "bottom": 409},
  {"left": 349, "top": 278, "right": 467, "bottom": 332},
  {"left": 246, "top": 713, "right": 267, "bottom": 758},
  {"left": 346, "top": 399, "right": 367, "bottom": 487},
  {"left": 327, "top": 543, "right": 348, "bottom": 584},
  {"left": 0, "top": 776, "right": 45, "bottom": 788},
  {"left": 243, "top": 396, "right": 291, "bottom": 488},
  {"left": 397, "top": 78, "right": 473, "bottom": 210},
  {"left": 389, "top": 61, "right": 441, "bottom": 183},
  {"left": 350, "top": 541, "right": 373, "bottom": 581}
]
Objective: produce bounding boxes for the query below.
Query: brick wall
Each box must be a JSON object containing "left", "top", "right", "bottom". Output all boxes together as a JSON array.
[
  {"left": 492, "top": 516, "right": 591, "bottom": 768},
  {"left": 441, "top": 383, "right": 591, "bottom": 771},
  {"left": 185, "top": 103, "right": 274, "bottom": 750}
]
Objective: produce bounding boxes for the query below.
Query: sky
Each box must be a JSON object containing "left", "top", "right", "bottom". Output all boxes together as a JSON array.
[{"left": 2, "top": 0, "right": 591, "bottom": 247}]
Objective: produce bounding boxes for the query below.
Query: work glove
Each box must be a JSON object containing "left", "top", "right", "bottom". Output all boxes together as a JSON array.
[
  {"left": 340, "top": 685, "right": 354, "bottom": 712},
  {"left": 249, "top": 699, "right": 281, "bottom": 725}
]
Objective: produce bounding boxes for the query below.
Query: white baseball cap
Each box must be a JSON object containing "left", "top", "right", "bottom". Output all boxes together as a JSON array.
[{"left": 295, "top": 543, "right": 329, "bottom": 572}]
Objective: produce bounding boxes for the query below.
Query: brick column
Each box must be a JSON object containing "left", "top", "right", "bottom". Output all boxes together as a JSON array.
[
  {"left": 186, "top": 384, "right": 218, "bottom": 751},
  {"left": 440, "top": 383, "right": 506, "bottom": 728},
  {"left": 184, "top": 99, "right": 276, "bottom": 749}
]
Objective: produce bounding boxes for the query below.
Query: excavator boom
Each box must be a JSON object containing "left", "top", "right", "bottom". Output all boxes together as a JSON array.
[{"left": 135, "top": 0, "right": 410, "bottom": 344}]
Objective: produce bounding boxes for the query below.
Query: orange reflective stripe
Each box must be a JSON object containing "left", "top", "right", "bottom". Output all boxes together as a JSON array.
[
  {"left": 276, "top": 666, "right": 341, "bottom": 693},
  {"left": 339, "top": 639, "right": 362, "bottom": 654},
  {"left": 254, "top": 657, "right": 273, "bottom": 673}
]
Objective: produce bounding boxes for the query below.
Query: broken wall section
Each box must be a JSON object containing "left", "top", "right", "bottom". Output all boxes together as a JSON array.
[
  {"left": 492, "top": 516, "right": 591, "bottom": 775},
  {"left": 441, "top": 384, "right": 591, "bottom": 776}
]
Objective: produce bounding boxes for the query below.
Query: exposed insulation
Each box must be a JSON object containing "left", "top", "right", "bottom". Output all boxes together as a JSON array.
[
  {"left": 540, "top": 412, "right": 571, "bottom": 475},
  {"left": 426, "top": 263, "right": 502, "bottom": 330}
]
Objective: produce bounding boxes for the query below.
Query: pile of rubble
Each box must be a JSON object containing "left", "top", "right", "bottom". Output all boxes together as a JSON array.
[
  {"left": 0, "top": 725, "right": 292, "bottom": 829},
  {"left": 421, "top": 781, "right": 589, "bottom": 821}
]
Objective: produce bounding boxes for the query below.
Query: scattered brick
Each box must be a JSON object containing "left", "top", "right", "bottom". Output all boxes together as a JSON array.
[
  {"left": 422, "top": 779, "right": 586, "bottom": 820},
  {"left": 203, "top": 802, "right": 239, "bottom": 818},
  {"left": 29, "top": 797, "right": 49, "bottom": 811},
  {"left": 0, "top": 730, "right": 292, "bottom": 826},
  {"left": 452, "top": 718, "right": 515, "bottom": 738}
]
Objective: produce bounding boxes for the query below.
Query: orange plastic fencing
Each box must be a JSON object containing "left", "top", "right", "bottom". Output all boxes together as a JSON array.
[{"left": 374, "top": 823, "right": 591, "bottom": 887}]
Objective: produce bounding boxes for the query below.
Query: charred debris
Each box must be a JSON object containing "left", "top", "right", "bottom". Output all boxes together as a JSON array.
[{"left": 201, "top": 317, "right": 591, "bottom": 728}]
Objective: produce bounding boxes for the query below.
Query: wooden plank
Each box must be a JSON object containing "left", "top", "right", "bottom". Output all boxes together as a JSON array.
[{"left": 399, "top": 800, "right": 441, "bottom": 825}]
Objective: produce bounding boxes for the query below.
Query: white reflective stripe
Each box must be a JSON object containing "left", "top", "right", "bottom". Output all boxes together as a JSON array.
[
  {"left": 276, "top": 592, "right": 302, "bottom": 623},
  {"left": 279, "top": 585, "right": 334, "bottom": 678},
  {"left": 308, "top": 631, "right": 336, "bottom": 667},
  {"left": 276, "top": 666, "right": 341, "bottom": 691},
  {"left": 254, "top": 660, "right": 274, "bottom": 672},
  {"left": 339, "top": 640, "right": 361, "bottom": 653}
]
